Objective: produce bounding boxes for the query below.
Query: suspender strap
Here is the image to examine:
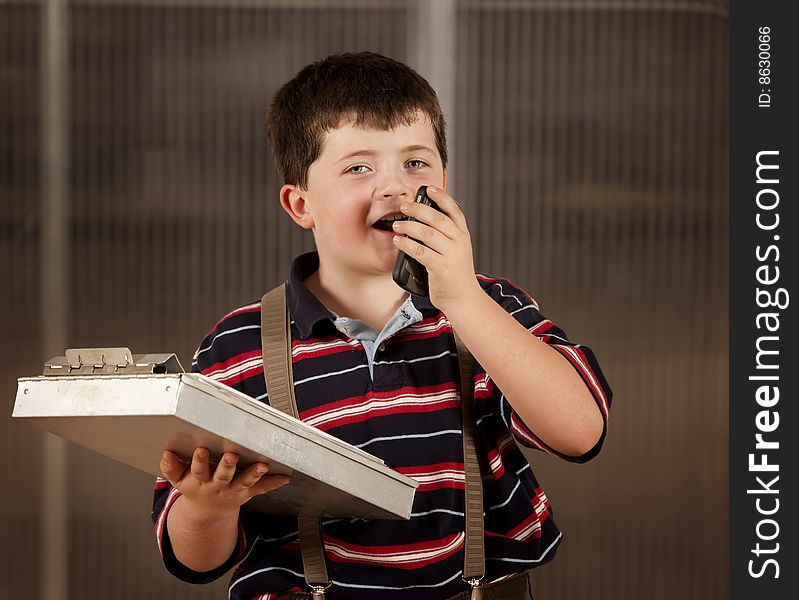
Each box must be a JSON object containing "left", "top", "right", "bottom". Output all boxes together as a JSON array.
[
  {"left": 261, "top": 284, "right": 299, "bottom": 419},
  {"left": 261, "top": 284, "right": 485, "bottom": 596},
  {"left": 261, "top": 284, "right": 330, "bottom": 593},
  {"left": 454, "top": 331, "right": 485, "bottom": 589}
]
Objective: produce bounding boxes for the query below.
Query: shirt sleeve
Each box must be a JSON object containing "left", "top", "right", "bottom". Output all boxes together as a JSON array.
[
  {"left": 152, "top": 480, "right": 249, "bottom": 583},
  {"left": 474, "top": 274, "right": 613, "bottom": 463},
  {"left": 150, "top": 313, "right": 257, "bottom": 583}
]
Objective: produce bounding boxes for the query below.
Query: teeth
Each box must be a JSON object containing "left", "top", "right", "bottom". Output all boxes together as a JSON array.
[{"left": 379, "top": 215, "right": 407, "bottom": 222}]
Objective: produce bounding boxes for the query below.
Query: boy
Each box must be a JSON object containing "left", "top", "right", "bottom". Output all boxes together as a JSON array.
[{"left": 154, "top": 52, "right": 611, "bottom": 599}]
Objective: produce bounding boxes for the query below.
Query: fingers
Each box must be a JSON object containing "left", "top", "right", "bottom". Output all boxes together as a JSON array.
[
  {"left": 396, "top": 188, "right": 466, "bottom": 243},
  {"left": 235, "top": 462, "right": 291, "bottom": 496},
  {"left": 422, "top": 186, "right": 469, "bottom": 230},
  {"left": 189, "top": 447, "right": 212, "bottom": 481},
  {"left": 160, "top": 450, "right": 188, "bottom": 486},
  {"left": 249, "top": 474, "right": 292, "bottom": 497},
  {"left": 161, "top": 448, "right": 288, "bottom": 498},
  {"left": 238, "top": 461, "right": 270, "bottom": 488},
  {"left": 213, "top": 452, "right": 239, "bottom": 483},
  {"left": 392, "top": 218, "right": 446, "bottom": 255}
]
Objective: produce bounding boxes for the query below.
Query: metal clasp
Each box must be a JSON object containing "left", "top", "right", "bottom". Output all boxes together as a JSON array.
[
  {"left": 309, "top": 583, "right": 331, "bottom": 599},
  {"left": 464, "top": 576, "right": 484, "bottom": 600}
]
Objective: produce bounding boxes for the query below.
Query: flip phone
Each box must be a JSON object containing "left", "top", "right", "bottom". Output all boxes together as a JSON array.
[{"left": 391, "top": 185, "right": 441, "bottom": 296}]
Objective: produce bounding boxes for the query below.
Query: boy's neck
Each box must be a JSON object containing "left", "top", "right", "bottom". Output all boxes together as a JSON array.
[{"left": 303, "top": 262, "right": 409, "bottom": 332}]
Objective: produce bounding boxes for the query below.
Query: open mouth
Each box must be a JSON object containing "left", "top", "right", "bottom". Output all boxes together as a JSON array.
[{"left": 372, "top": 216, "right": 410, "bottom": 232}]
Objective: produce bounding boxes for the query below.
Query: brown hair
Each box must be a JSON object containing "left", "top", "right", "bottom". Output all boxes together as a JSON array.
[{"left": 265, "top": 52, "right": 447, "bottom": 188}]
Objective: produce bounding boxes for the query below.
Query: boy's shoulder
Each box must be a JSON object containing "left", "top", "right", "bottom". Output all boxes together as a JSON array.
[
  {"left": 192, "top": 300, "right": 262, "bottom": 372},
  {"left": 475, "top": 272, "right": 541, "bottom": 313},
  {"left": 204, "top": 300, "right": 262, "bottom": 335}
]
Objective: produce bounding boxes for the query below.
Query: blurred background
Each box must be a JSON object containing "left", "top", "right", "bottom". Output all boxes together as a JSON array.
[{"left": 1, "top": 0, "right": 728, "bottom": 598}]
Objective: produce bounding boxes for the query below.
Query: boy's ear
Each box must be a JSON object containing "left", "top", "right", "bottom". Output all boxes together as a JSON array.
[
  {"left": 442, "top": 169, "right": 448, "bottom": 192},
  {"left": 279, "top": 184, "right": 314, "bottom": 230}
]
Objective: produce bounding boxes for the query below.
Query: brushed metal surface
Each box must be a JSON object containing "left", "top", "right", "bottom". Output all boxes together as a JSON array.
[{"left": 14, "top": 373, "right": 418, "bottom": 520}]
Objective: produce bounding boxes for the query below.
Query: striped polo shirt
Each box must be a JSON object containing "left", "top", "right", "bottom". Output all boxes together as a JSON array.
[{"left": 152, "top": 251, "right": 612, "bottom": 600}]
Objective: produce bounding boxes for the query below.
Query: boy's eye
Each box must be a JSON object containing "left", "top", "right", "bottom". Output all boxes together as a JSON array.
[
  {"left": 406, "top": 160, "right": 427, "bottom": 170},
  {"left": 347, "top": 165, "right": 370, "bottom": 174}
]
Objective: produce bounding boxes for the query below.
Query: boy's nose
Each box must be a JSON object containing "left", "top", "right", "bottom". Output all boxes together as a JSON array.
[{"left": 376, "top": 178, "right": 411, "bottom": 201}]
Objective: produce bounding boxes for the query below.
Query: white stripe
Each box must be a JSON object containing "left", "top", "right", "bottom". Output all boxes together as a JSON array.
[
  {"left": 373, "top": 349, "right": 455, "bottom": 367},
  {"left": 557, "top": 345, "right": 609, "bottom": 416},
  {"left": 512, "top": 519, "right": 542, "bottom": 542},
  {"left": 475, "top": 411, "right": 495, "bottom": 427},
  {"left": 229, "top": 567, "right": 306, "bottom": 598},
  {"left": 155, "top": 487, "right": 182, "bottom": 550},
  {"left": 481, "top": 280, "right": 531, "bottom": 308},
  {"left": 409, "top": 469, "right": 464, "bottom": 485},
  {"left": 411, "top": 508, "right": 465, "bottom": 518},
  {"left": 331, "top": 570, "right": 463, "bottom": 591},
  {"left": 196, "top": 324, "right": 261, "bottom": 357},
  {"left": 326, "top": 532, "right": 463, "bottom": 564},
  {"left": 355, "top": 429, "right": 461, "bottom": 450},
  {"left": 207, "top": 355, "right": 261, "bottom": 381},
  {"left": 510, "top": 304, "right": 537, "bottom": 317},
  {"left": 487, "top": 434, "right": 516, "bottom": 475},
  {"left": 509, "top": 412, "right": 549, "bottom": 453},
  {"left": 293, "top": 363, "right": 370, "bottom": 386},
  {"left": 544, "top": 333, "right": 580, "bottom": 347},
  {"left": 486, "top": 531, "right": 563, "bottom": 564},
  {"left": 306, "top": 390, "right": 456, "bottom": 428},
  {"left": 489, "top": 479, "right": 521, "bottom": 511},
  {"left": 404, "top": 315, "right": 449, "bottom": 334},
  {"left": 293, "top": 337, "right": 360, "bottom": 356}
]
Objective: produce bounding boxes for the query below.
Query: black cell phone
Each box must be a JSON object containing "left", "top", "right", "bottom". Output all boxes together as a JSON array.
[{"left": 392, "top": 185, "right": 441, "bottom": 296}]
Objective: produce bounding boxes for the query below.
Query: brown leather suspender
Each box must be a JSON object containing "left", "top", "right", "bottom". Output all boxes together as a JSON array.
[
  {"left": 454, "top": 332, "right": 485, "bottom": 597},
  {"left": 260, "top": 283, "right": 485, "bottom": 598}
]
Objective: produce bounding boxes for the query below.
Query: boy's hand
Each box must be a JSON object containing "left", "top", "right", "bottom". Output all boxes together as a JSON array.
[
  {"left": 160, "top": 448, "right": 290, "bottom": 521},
  {"left": 392, "top": 185, "right": 483, "bottom": 313}
]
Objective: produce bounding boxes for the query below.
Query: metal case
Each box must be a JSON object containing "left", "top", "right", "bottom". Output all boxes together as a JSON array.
[{"left": 13, "top": 372, "right": 418, "bottom": 520}]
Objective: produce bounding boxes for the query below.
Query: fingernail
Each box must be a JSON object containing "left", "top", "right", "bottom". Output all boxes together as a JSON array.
[
  {"left": 400, "top": 202, "right": 410, "bottom": 211},
  {"left": 255, "top": 466, "right": 267, "bottom": 476},
  {"left": 392, "top": 221, "right": 401, "bottom": 230},
  {"left": 393, "top": 235, "right": 401, "bottom": 244},
  {"left": 428, "top": 185, "right": 438, "bottom": 192}
]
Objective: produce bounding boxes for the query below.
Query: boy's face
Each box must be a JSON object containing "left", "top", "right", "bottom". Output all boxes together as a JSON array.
[{"left": 282, "top": 113, "right": 446, "bottom": 279}]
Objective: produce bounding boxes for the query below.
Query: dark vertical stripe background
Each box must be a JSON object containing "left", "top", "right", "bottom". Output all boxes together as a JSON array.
[{"left": 1, "top": 1, "right": 728, "bottom": 598}]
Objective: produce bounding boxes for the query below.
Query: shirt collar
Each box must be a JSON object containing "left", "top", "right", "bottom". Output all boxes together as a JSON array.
[{"left": 286, "top": 251, "right": 437, "bottom": 340}]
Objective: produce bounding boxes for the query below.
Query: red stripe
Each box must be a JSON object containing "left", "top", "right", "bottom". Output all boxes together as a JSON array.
[
  {"left": 485, "top": 434, "right": 517, "bottom": 478},
  {"left": 203, "top": 349, "right": 262, "bottom": 377},
  {"left": 299, "top": 383, "right": 459, "bottom": 430},
  {"left": 291, "top": 335, "right": 360, "bottom": 360},
  {"left": 552, "top": 345, "right": 610, "bottom": 418},
  {"left": 323, "top": 531, "right": 463, "bottom": 569},
  {"left": 394, "top": 462, "right": 465, "bottom": 492},
  {"left": 392, "top": 315, "right": 451, "bottom": 343}
]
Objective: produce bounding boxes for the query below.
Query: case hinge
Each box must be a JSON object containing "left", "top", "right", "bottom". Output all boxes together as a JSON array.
[{"left": 43, "top": 347, "right": 184, "bottom": 376}]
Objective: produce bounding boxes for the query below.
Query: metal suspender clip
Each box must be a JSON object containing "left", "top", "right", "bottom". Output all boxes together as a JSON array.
[
  {"left": 465, "top": 576, "right": 484, "bottom": 600},
  {"left": 310, "top": 582, "right": 331, "bottom": 599}
]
